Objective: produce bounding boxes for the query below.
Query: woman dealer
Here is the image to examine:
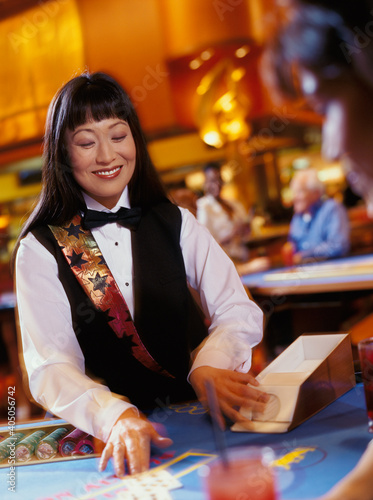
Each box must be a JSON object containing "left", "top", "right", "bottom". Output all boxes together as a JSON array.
[{"left": 14, "top": 72, "right": 267, "bottom": 477}]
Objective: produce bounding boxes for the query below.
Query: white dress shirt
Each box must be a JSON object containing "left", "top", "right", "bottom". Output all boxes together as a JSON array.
[{"left": 16, "top": 188, "right": 263, "bottom": 442}]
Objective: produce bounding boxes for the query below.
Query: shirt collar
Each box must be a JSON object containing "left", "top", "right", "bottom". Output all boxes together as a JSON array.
[
  {"left": 82, "top": 187, "right": 131, "bottom": 213},
  {"left": 302, "top": 199, "right": 322, "bottom": 221}
]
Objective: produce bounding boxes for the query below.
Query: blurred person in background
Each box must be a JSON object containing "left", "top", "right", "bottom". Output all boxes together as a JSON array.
[
  {"left": 197, "top": 162, "right": 251, "bottom": 262},
  {"left": 197, "top": 162, "right": 270, "bottom": 274},
  {"left": 268, "top": 0, "right": 373, "bottom": 498},
  {"left": 286, "top": 167, "right": 350, "bottom": 264}
]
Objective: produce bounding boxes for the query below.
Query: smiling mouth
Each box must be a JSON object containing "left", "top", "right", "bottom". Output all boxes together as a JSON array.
[{"left": 93, "top": 166, "right": 122, "bottom": 177}]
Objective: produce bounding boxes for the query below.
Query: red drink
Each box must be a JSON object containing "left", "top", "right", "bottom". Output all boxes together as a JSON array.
[
  {"left": 281, "top": 242, "right": 295, "bottom": 267},
  {"left": 204, "top": 447, "right": 277, "bottom": 500},
  {"left": 358, "top": 338, "right": 373, "bottom": 432}
]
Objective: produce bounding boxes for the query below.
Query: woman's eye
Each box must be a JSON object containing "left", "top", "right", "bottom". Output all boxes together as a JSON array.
[
  {"left": 78, "top": 142, "right": 94, "bottom": 148},
  {"left": 112, "top": 135, "right": 126, "bottom": 142}
]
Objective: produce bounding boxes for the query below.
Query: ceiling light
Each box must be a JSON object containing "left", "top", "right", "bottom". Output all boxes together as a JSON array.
[{"left": 235, "top": 45, "right": 250, "bottom": 58}]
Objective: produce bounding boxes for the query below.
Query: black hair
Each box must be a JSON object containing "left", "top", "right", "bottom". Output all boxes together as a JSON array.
[
  {"left": 203, "top": 161, "right": 222, "bottom": 173},
  {"left": 268, "top": 0, "right": 373, "bottom": 97},
  {"left": 13, "top": 71, "right": 168, "bottom": 266}
]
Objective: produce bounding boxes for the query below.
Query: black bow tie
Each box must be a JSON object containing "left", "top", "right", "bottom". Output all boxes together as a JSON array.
[{"left": 83, "top": 207, "right": 142, "bottom": 230}]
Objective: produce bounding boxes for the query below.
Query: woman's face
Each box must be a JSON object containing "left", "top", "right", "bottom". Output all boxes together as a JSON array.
[
  {"left": 65, "top": 117, "right": 136, "bottom": 209},
  {"left": 300, "top": 69, "right": 373, "bottom": 214}
]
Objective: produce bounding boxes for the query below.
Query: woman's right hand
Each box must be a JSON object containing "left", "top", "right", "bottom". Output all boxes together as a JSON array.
[
  {"left": 98, "top": 408, "right": 173, "bottom": 477},
  {"left": 190, "top": 366, "right": 269, "bottom": 427}
]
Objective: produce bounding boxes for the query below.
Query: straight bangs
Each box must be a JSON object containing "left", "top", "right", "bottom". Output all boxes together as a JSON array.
[{"left": 64, "top": 81, "right": 133, "bottom": 132}]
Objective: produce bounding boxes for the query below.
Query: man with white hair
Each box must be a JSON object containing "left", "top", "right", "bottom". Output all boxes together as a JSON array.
[{"left": 287, "top": 168, "right": 350, "bottom": 264}]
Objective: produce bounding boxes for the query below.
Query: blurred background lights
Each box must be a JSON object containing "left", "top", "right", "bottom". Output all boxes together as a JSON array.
[
  {"left": 189, "top": 58, "right": 202, "bottom": 70},
  {"left": 200, "top": 49, "right": 214, "bottom": 61},
  {"left": 231, "top": 67, "right": 246, "bottom": 81},
  {"left": 201, "top": 130, "right": 224, "bottom": 148},
  {"left": 235, "top": 45, "right": 250, "bottom": 58}
]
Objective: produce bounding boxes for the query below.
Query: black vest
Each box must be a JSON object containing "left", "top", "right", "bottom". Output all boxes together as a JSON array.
[{"left": 32, "top": 202, "right": 208, "bottom": 409}]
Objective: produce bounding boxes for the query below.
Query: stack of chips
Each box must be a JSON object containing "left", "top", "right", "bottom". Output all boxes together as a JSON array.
[
  {"left": 35, "top": 428, "right": 69, "bottom": 460},
  {"left": 0, "top": 433, "right": 25, "bottom": 461},
  {"left": 15, "top": 431, "right": 46, "bottom": 462},
  {"left": 59, "top": 428, "right": 94, "bottom": 457}
]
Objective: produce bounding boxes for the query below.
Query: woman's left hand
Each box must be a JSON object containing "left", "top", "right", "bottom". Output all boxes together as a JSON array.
[{"left": 189, "top": 366, "right": 269, "bottom": 426}]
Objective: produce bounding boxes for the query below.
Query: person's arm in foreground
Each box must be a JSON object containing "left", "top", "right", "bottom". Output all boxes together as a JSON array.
[
  {"left": 320, "top": 440, "right": 373, "bottom": 500},
  {"left": 16, "top": 233, "right": 170, "bottom": 476},
  {"left": 179, "top": 208, "right": 269, "bottom": 424}
]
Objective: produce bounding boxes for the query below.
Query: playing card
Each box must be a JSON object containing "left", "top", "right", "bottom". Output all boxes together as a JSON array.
[
  {"left": 123, "top": 469, "right": 182, "bottom": 498},
  {"left": 117, "top": 488, "right": 172, "bottom": 500}
]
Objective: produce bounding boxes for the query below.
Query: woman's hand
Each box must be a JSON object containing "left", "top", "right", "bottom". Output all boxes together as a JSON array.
[
  {"left": 98, "top": 408, "right": 172, "bottom": 477},
  {"left": 189, "top": 366, "right": 269, "bottom": 426}
]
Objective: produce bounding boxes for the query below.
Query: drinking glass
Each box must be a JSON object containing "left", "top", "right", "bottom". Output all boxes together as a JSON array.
[
  {"left": 358, "top": 337, "right": 373, "bottom": 432},
  {"left": 203, "top": 446, "right": 277, "bottom": 500}
]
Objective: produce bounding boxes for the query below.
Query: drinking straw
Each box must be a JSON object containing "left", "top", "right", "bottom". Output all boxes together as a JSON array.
[{"left": 204, "top": 379, "right": 229, "bottom": 468}]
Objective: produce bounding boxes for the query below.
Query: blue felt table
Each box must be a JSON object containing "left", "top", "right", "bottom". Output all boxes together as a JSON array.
[
  {"left": 241, "top": 253, "right": 373, "bottom": 296},
  {"left": 0, "top": 384, "right": 371, "bottom": 500}
]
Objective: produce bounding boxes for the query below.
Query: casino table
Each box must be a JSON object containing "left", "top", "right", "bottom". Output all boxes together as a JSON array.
[
  {"left": 0, "top": 384, "right": 371, "bottom": 500},
  {"left": 241, "top": 253, "right": 373, "bottom": 351},
  {"left": 241, "top": 253, "right": 373, "bottom": 296}
]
